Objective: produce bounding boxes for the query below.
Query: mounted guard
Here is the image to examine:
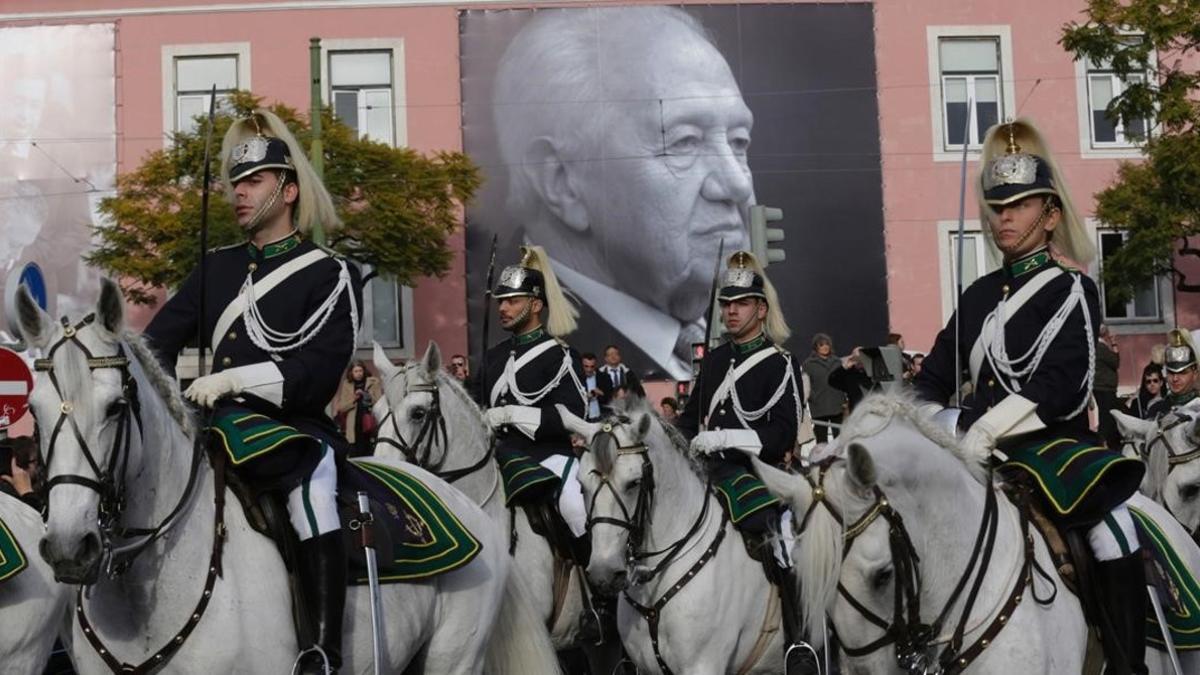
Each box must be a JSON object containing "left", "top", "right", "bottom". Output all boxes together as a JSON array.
[
  {"left": 914, "top": 118, "right": 1148, "bottom": 674},
  {"left": 1148, "top": 329, "right": 1200, "bottom": 419},
  {"left": 679, "top": 250, "right": 812, "bottom": 669},
  {"left": 480, "top": 245, "right": 610, "bottom": 636},
  {"left": 144, "top": 110, "right": 362, "bottom": 674}
]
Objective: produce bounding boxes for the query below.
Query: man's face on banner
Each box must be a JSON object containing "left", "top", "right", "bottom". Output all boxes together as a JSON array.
[{"left": 582, "top": 24, "right": 753, "bottom": 323}]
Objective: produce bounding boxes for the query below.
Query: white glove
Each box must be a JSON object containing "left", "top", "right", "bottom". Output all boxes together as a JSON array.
[
  {"left": 960, "top": 395, "right": 1044, "bottom": 465},
  {"left": 485, "top": 405, "right": 542, "bottom": 440},
  {"left": 184, "top": 372, "right": 243, "bottom": 408},
  {"left": 690, "top": 429, "right": 763, "bottom": 457}
]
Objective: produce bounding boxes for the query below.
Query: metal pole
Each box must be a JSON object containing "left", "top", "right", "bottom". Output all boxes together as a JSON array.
[
  {"left": 309, "top": 36, "right": 326, "bottom": 247},
  {"left": 356, "top": 491, "right": 384, "bottom": 675},
  {"left": 953, "top": 101, "right": 973, "bottom": 405}
]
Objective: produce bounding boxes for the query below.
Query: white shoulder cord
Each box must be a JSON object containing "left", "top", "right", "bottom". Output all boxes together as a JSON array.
[
  {"left": 981, "top": 272, "right": 1094, "bottom": 420},
  {"left": 497, "top": 347, "right": 585, "bottom": 407},
  {"left": 725, "top": 350, "right": 803, "bottom": 432},
  {"left": 242, "top": 258, "right": 360, "bottom": 354}
]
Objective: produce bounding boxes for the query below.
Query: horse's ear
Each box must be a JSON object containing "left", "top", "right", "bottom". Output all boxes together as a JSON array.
[
  {"left": 96, "top": 278, "right": 125, "bottom": 336},
  {"left": 846, "top": 442, "right": 877, "bottom": 493},
  {"left": 634, "top": 411, "right": 652, "bottom": 442},
  {"left": 1112, "top": 409, "right": 1154, "bottom": 441},
  {"left": 557, "top": 404, "right": 598, "bottom": 442},
  {"left": 373, "top": 341, "right": 399, "bottom": 381},
  {"left": 422, "top": 341, "right": 442, "bottom": 375},
  {"left": 15, "top": 284, "right": 52, "bottom": 349},
  {"left": 752, "top": 457, "right": 809, "bottom": 508}
]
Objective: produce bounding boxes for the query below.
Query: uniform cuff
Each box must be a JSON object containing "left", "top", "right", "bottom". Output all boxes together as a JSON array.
[
  {"left": 977, "top": 394, "right": 1044, "bottom": 441},
  {"left": 509, "top": 405, "right": 542, "bottom": 440},
  {"left": 226, "top": 362, "right": 285, "bottom": 407},
  {"left": 723, "top": 429, "right": 763, "bottom": 456}
]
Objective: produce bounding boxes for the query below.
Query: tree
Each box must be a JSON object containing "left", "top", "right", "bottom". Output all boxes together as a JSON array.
[
  {"left": 1061, "top": 1, "right": 1200, "bottom": 301},
  {"left": 87, "top": 91, "right": 480, "bottom": 304}
]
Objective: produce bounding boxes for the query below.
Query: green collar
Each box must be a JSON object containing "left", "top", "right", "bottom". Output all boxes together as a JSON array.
[
  {"left": 1169, "top": 389, "right": 1199, "bottom": 407},
  {"left": 1006, "top": 248, "right": 1052, "bottom": 278},
  {"left": 248, "top": 232, "right": 301, "bottom": 260},
  {"left": 733, "top": 333, "right": 768, "bottom": 354},
  {"left": 513, "top": 327, "right": 546, "bottom": 347}
]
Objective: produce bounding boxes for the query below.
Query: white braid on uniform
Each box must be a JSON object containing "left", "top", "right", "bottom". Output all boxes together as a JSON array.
[
  {"left": 722, "top": 350, "right": 803, "bottom": 433},
  {"left": 496, "top": 348, "right": 586, "bottom": 408},
  {"left": 242, "top": 258, "right": 359, "bottom": 353},
  {"left": 981, "top": 272, "right": 1094, "bottom": 421}
]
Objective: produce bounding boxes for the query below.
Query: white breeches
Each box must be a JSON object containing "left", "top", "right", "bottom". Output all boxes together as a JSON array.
[
  {"left": 288, "top": 445, "right": 340, "bottom": 541},
  {"left": 1087, "top": 501, "right": 1139, "bottom": 562},
  {"left": 540, "top": 453, "right": 587, "bottom": 538}
]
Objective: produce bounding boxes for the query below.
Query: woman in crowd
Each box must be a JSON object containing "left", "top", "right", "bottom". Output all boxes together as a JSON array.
[{"left": 332, "top": 360, "right": 382, "bottom": 457}]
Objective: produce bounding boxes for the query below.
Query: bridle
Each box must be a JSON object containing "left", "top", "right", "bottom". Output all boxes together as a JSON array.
[
  {"left": 33, "top": 314, "right": 204, "bottom": 577},
  {"left": 375, "top": 375, "right": 493, "bottom": 484},
  {"left": 797, "top": 458, "right": 1046, "bottom": 675},
  {"left": 1138, "top": 411, "right": 1200, "bottom": 472},
  {"left": 583, "top": 419, "right": 726, "bottom": 675}
]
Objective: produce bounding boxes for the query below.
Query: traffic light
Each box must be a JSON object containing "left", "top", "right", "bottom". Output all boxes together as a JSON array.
[{"left": 749, "top": 204, "right": 785, "bottom": 265}]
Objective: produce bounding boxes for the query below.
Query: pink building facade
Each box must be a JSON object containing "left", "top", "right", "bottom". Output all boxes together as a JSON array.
[{"left": 1, "top": 0, "right": 1193, "bottom": 390}]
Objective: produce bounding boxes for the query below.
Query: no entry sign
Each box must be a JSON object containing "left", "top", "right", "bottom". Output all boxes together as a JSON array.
[{"left": 0, "top": 347, "right": 33, "bottom": 430}]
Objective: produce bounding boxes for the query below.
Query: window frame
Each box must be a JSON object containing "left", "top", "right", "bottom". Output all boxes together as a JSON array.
[
  {"left": 161, "top": 43, "right": 251, "bottom": 146},
  {"left": 926, "top": 26, "right": 1016, "bottom": 162},
  {"left": 1091, "top": 225, "right": 1174, "bottom": 333},
  {"left": 936, "top": 220, "right": 999, "bottom": 322},
  {"left": 1074, "top": 35, "right": 1157, "bottom": 158}
]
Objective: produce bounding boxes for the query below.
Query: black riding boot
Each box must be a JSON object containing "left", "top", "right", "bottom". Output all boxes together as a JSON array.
[
  {"left": 779, "top": 570, "right": 821, "bottom": 675},
  {"left": 295, "top": 531, "right": 348, "bottom": 674},
  {"left": 1096, "top": 552, "right": 1148, "bottom": 675}
]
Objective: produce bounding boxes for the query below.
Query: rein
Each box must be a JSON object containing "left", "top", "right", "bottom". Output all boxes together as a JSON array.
[
  {"left": 584, "top": 422, "right": 725, "bottom": 675},
  {"left": 33, "top": 315, "right": 205, "bottom": 576},
  {"left": 800, "top": 458, "right": 1040, "bottom": 675},
  {"left": 375, "top": 377, "right": 495, "bottom": 484},
  {"left": 1140, "top": 411, "right": 1200, "bottom": 471}
]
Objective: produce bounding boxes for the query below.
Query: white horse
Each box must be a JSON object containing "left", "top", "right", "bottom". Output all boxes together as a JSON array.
[
  {"left": 16, "top": 279, "right": 559, "bottom": 675},
  {"left": 371, "top": 341, "right": 624, "bottom": 672},
  {"left": 1113, "top": 402, "right": 1200, "bottom": 536},
  {"left": 0, "top": 492, "right": 72, "bottom": 674},
  {"left": 751, "top": 392, "right": 1200, "bottom": 674},
  {"left": 558, "top": 397, "right": 784, "bottom": 674}
]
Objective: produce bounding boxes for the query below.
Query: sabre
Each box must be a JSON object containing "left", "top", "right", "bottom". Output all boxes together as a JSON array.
[
  {"left": 356, "top": 491, "right": 385, "bottom": 675},
  {"left": 197, "top": 85, "right": 218, "bottom": 381},
  {"left": 477, "top": 234, "right": 499, "bottom": 407},
  {"left": 953, "top": 100, "right": 973, "bottom": 405},
  {"left": 1147, "top": 580, "right": 1184, "bottom": 675},
  {"left": 697, "top": 238, "right": 726, "bottom": 432}
]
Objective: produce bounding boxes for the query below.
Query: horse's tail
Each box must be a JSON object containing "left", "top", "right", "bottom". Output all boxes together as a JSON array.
[{"left": 484, "top": 563, "right": 563, "bottom": 675}]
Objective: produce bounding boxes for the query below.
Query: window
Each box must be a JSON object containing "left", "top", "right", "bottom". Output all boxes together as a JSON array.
[
  {"left": 1086, "top": 57, "right": 1149, "bottom": 148},
  {"left": 936, "top": 221, "right": 999, "bottom": 322},
  {"left": 938, "top": 38, "right": 1002, "bottom": 149},
  {"left": 174, "top": 56, "right": 237, "bottom": 134},
  {"left": 1097, "top": 230, "right": 1161, "bottom": 323},
  {"left": 329, "top": 51, "right": 394, "bottom": 146},
  {"left": 355, "top": 268, "right": 415, "bottom": 354},
  {"left": 162, "top": 43, "right": 250, "bottom": 145}
]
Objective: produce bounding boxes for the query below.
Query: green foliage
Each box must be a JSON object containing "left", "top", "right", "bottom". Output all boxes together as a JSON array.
[
  {"left": 1061, "top": 1, "right": 1200, "bottom": 302},
  {"left": 87, "top": 91, "right": 480, "bottom": 304}
]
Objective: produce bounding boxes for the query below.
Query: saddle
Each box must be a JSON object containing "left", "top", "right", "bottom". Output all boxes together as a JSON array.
[
  {"left": 222, "top": 453, "right": 481, "bottom": 585},
  {"left": 1004, "top": 480, "right": 1198, "bottom": 653}
]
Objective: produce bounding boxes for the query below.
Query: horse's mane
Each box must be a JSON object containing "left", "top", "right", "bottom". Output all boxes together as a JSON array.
[
  {"left": 124, "top": 332, "right": 196, "bottom": 438},
  {"left": 838, "top": 389, "right": 985, "bottom": 482},
  {"left": 602, "top": 396, "right": 708, "bottom": 481},
  {"left": 403, "top": 361, "right": 491, "bottom": 441}
]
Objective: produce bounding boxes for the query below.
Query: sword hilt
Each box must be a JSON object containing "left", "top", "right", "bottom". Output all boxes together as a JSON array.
[{"left": 355, "top": 491, "right": 376, "bottom": 549}]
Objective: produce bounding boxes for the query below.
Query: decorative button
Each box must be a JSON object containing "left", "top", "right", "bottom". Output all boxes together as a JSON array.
[
  {"left": 228, "top": 331, "right": 237, "bottom": 341},
  {"left": 987, "top": 379, "right": 995, "bottom": 387},
  {"left": 221, "top": 356, "right": 232, "bottom": 367},
  {"left": 719, "top": 408, "right": 726, "bottom": 415},
  {"left": 248, "top": 262, "right": 258, "bottom": 272},
  {"left": 1002, "top": 285, "right": 1010, "bottom": 294}
]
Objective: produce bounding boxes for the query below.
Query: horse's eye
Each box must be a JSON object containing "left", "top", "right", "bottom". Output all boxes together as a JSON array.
[
  {"left": 872, "top": 566, "right": 894, "bottom": 591},
  {"left": 1181, "top": 484, "right": 1200, "bottom": 501},
  {"left": 410, "top": 407, "right": 426, "bottom": 421},
  {"left": 624, "top": 479, "right": 641, "bottom": 491},
  {"left": 105, "top": 400, "right": 125, "bottom": 418}
]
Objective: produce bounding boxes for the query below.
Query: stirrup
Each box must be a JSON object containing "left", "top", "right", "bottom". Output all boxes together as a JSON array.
[
  {"left": 291, "top": 645, "right": 333, "bottom": 675},
  {"left": 784, "top": 641, "right": 821, "bottom": 675}
]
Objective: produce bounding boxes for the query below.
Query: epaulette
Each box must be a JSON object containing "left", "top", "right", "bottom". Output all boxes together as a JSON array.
[
  {"left": 553, "top": 336, "right": 569, "bottom": 348},
  {"left": 207, "top": 242, "right": 243, "bottom": 254},
  {"left": 315, "top": 242, "right": 344, "bottom": 259}
]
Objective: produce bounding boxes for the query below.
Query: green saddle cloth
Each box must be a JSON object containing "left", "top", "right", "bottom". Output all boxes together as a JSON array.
[
  {"left": 211, "top": 409, "right": 309, "bottom": 465},
  {"left": 713, "top": 470, "right": 780, "bottom": 525},
  {"left": 1000, "top": 436, "right": 1142, "bottom": 517},
  {"left": 1130, "top": 507, "right": 1200, "bottom": 651},
  {"left": 0, "top": 515, "right": 28, "bottom": 584},
  {"left": 497, "top": 450, "right": 563, "bottom": 506},
  {"left": 350, "top": 460, "right": 482, "bottom": 582}
]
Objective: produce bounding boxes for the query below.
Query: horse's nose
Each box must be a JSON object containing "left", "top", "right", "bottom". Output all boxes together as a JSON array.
[
  {"left": 587, "top": 562, "right": 628, "bottom": 594},
  {"left": 40, "top": 530, "right": 102, "bottom": 583}
]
